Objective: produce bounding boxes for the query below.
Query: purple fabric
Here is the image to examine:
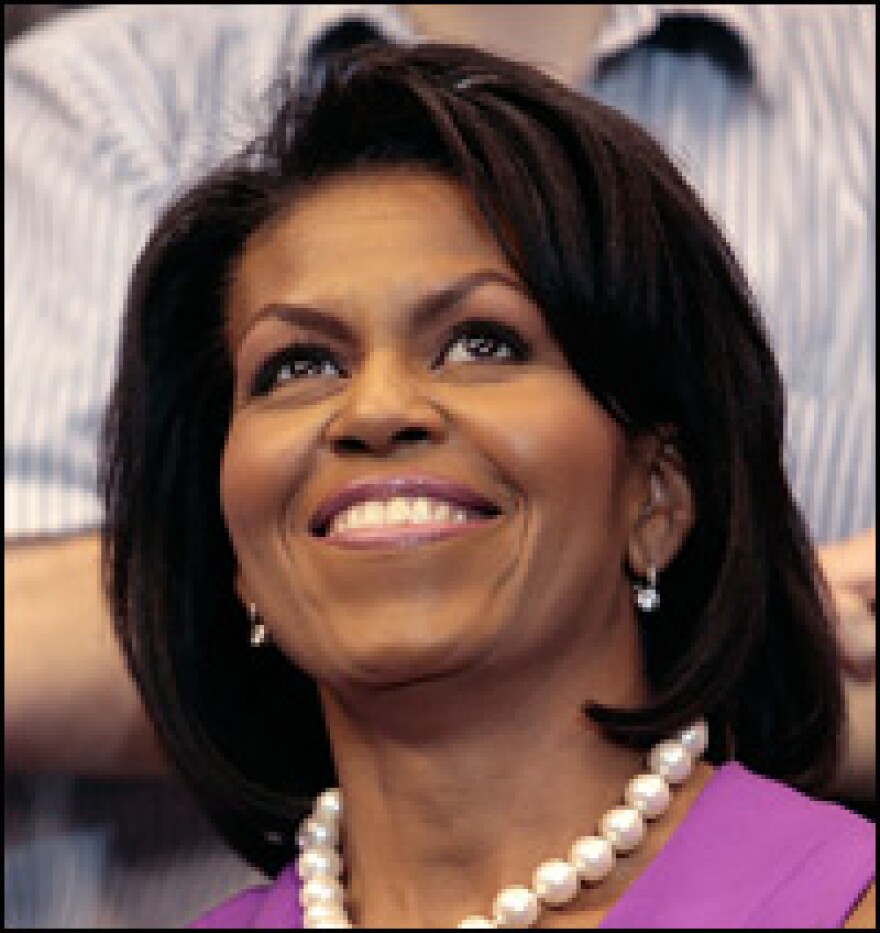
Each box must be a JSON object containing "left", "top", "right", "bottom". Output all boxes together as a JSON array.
[
  {"left": 189, "top": 863, "right": 302, "bottom": 929},
  {"left": 190, "top": 763, "right": 875, "bottom": 928},
  {"left": 600, "top": 763, "right": 875, "bottom": 928}
]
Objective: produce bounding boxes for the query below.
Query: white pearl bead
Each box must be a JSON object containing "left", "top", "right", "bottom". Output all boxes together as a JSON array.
[
  {"left": 625, "top": 773, "right": 672, "bottom": 820},
  {"left": 492, "top": 886, "right": 539, "bottom": 928},
  {"left": 301, "top": 876, "right": 345, "bottom": 910},
  {"left": 298, "top": 847, "right": 343, "bottom": 881},
  {"left": 678, "top": 719, "right": 709, "bottom": 758},
  {"left": 314, "top": 788, "right": 343, "bottom": 823},
  {"left": 569, "top": 835, "right": 615, "bottom": 883},
  {"left": 532, "top": 859, "right": 579, "bottom": 906},
  {"left": 297, "top": 815, "right": 339, "bottom": 850},
  {"left": 303, "top": 903, "right": 351, "bottom": 928},
  {"left": 648, "top": 739, "right": 693, "bottom": 785},
  {"left": 458, "top": 916, "right": 496, "bottom": 928},
  {"left": 600, "top": 806, "right": 645, "bottom": 854}
]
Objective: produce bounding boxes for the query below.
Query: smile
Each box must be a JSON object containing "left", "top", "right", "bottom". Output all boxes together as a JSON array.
[{"left": 310, "top": 476, "right": 502, "bottom": 549}]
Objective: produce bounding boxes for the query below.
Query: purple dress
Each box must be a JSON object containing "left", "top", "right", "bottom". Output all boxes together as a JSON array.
[{"left": 190, "top": 763, "right": 875, "bottom": 928}]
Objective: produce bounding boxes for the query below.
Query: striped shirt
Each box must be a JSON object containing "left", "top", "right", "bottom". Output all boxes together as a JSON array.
[
  {"left": 4, "top": 4, "right": 875, "bottom": 545},
  {"left": 3, "top": 5, "right": 875, "bottom": 929}
]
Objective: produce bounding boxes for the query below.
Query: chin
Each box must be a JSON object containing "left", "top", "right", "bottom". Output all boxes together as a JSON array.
[{"left": 314, "top": 608, "right": 497, "bottom": 691}]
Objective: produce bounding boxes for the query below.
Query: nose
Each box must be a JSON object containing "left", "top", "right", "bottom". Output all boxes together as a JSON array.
[{"left": 323, "top": 351, "right": 447, "bottom": 457}]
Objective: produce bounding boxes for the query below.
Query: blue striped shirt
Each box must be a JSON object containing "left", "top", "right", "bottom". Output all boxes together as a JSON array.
[{"left": 5, "top": 4, "right": 875, "bottom": 545}]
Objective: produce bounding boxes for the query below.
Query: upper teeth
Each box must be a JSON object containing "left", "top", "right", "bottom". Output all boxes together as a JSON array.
[{"left": 328, "top": 497, "right": 475, "bottom": 534}]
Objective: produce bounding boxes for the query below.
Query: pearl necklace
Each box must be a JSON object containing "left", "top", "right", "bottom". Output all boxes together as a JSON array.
[{"left": 295, "top": 720, "right": 708, "bottom": 928}]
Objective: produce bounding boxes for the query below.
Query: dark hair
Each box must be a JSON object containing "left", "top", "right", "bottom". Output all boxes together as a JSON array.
[{"left": 100, "top": 41, "right": 844, "bottom": 875}]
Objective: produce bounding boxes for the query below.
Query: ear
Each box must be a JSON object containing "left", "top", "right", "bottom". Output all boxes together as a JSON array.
[{"left": 626, "top": 436, "right": 695, "bottom": 577}]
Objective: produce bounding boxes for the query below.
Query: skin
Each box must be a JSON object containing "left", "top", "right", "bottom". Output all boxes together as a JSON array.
[
  {"left": 4, "top": 534, "right": 166, "bottom": 776},
  {"left": 824, "top": 530, "right": 876, "bottom": 804},
  {"left": 221, "top": 167, "right": 698, "bottom": 927},
  {"left": 402, "top": 5, "right": 610, "bottom": 87}
]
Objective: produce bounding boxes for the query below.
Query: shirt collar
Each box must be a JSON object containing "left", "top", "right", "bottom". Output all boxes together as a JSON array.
[
  {"left": 283, "top": 4, "right": 416, "bottom": 81},
  {"left": 292, "top": 4, "right": 785, "bottom": 105},
  {"left": 589, "top": 5, "right": 785, "bottom": 105}
]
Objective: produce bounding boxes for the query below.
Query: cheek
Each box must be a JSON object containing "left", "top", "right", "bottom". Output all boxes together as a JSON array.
[
  {"left": 469, "top": 374, "right": 629, "bottom": 529},
  {"left": 219, "top": 411, "right": 316, "bottom": 547},
  {"left": 545, "top": 404, "right": 627, "bottom": 519}
]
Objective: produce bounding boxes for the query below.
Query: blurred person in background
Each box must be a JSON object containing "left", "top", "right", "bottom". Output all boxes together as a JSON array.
[{"left": 5, "top": 4, "right": 874, "bottom": 928}]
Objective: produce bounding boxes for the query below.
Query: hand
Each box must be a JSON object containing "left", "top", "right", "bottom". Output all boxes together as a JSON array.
[
  {"left": 820, "top": 527, "right": 875, "bottom": 609},
  {"left": 818, "top": 529, "right": 875, "bottom": 803},
  {"left": 820, "top": 529, "right": 876, "bottom": 672}
]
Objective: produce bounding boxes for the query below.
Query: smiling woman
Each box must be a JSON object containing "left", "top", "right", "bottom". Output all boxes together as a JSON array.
[{"left": 99, "top": 41, "right": 874, "bottom": 929}]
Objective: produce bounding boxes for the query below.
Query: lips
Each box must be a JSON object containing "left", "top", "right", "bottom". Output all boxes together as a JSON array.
[{"left": 309, "top": 475, "right": 502, "bottom": 538}]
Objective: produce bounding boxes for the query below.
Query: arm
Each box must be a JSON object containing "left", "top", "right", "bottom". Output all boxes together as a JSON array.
[
  {"left": 4, "top": 10, "right": 208, "bottom": 776},
  {"left": 4, "top": 533, "right": 168, "bottom": 775}
]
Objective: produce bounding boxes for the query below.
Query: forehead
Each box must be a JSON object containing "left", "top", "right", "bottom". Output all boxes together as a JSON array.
[{"left": 227, "top": 169, "right": 516, "bottom": 338}]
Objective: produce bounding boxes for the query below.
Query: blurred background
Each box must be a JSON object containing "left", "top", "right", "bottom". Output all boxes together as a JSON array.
[{"left": 5, "top": 4, "right": 83, "bottom": 43}]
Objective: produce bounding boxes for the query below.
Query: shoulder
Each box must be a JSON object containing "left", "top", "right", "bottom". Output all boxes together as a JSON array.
[
  {"left": 189, "top": 885, "right": 270, "bottom": 929},
  {"left": 5, "top": 6, "right": 297, "bottom": 179},
  {"left": 189, "top": 862, "right": 302, "bottom": 929},
  {"left": 771, "top": 4, "right": 874, "bottom": 143},
  {"left": 5, "top": 5, "right": 293, "bottom": 79},
  {"left": 703, "top": 764, "right": 876, "bottom": 925},
  {"left": 610, "top": 762, "right": 876, "bottom": 928},
  {"left": 704, "top": 762, "right": 875, "bottom": 850}
]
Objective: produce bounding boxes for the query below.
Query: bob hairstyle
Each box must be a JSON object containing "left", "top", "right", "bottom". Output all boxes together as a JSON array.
[{"left": 101, "top": 40, "right": 843, "bottom": 875}]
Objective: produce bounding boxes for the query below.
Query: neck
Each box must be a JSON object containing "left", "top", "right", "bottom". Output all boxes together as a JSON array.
[
  {"left": 317, "top": 609, "right": 652, "bottom": 928},
  {"left": 401, "top": 5, "right": 610, "bottom": 88}
]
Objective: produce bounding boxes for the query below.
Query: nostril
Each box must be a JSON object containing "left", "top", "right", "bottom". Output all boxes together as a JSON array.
[
  {"left": 331, "top": 425, "right": 436, "bottom": 456},
  {"left": 394, "top": 426, "right": 433, "bottom": 445},
  {"left": 334, "top": 436, "right": 372, "bottom": 455}
]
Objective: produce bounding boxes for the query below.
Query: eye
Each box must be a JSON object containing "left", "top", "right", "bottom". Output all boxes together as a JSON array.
[
  {"left": 249, "top": 344, "right": 345, "bottom": 396},
  {"left": 438, "top": 320, "right": 531, "bottom": 367}
]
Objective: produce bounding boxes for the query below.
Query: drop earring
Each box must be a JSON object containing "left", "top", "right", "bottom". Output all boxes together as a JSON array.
[
  {"left": 634, "top": 565, "right": 660, "bottom": 613},
  {"left": 249, "top": 602, "right": 268, "bottom": 647}
]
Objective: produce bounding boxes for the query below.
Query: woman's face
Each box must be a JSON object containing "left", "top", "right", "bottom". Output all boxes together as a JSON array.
[{"left": 221, "top": 168, "right": 649, "bottom": 695}]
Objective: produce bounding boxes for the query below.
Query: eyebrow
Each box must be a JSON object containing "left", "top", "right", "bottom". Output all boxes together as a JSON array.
[{"left": 236, "top": 269, "right": 530, "bottom": 348}]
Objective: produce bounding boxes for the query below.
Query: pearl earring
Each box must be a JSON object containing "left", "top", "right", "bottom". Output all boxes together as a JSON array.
[
  {"left": 634, "top": 566, "right": 660, "bottom": 612},
  {"left": 249, "top": 602, "right": 268, "bottom": 647}
]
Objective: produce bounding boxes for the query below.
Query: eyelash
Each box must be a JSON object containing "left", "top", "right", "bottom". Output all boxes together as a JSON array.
[
  {"left": 436, "top": 320, "right": 531, "bottom": 367},
  {"left": 248, "top": 320, "right": 530, "bottom": 397},
  {"left": 250, "top": 345, "right": 344, "bottom": 397}
]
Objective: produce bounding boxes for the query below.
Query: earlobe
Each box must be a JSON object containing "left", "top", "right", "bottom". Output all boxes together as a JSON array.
[
  {"left": 627, "top": 441, "right": 695, "bottom": 577},
  {"left": 233, "top": 569, "right": 250, "bottom": 607},
  {"left": 234, "top": 571, "right": 269, "bottom": 646}
]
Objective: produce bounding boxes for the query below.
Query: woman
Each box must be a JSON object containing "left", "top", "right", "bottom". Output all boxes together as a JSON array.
[{"left": 100, "top": 41, "right": 875, "bottom": 928}]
